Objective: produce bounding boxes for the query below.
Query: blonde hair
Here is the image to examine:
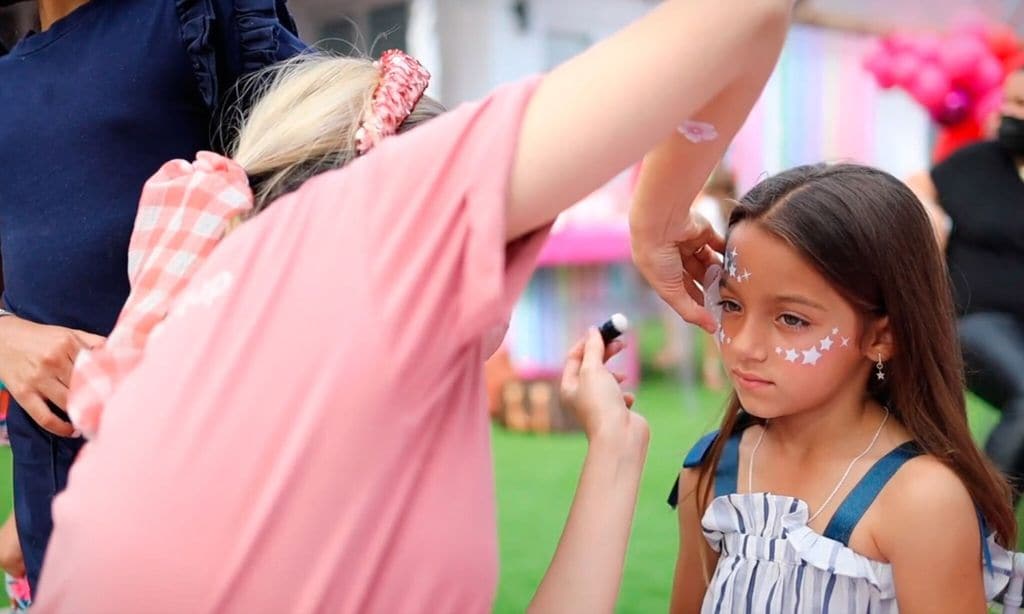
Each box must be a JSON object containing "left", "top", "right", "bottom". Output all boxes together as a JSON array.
[{"left": 228, "top": 53, "right": 446, "bottom": 213}]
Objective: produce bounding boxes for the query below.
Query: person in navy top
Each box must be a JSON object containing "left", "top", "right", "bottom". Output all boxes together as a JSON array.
[{"left": 0, "top": 0, "right": 305, "bottom": 591}]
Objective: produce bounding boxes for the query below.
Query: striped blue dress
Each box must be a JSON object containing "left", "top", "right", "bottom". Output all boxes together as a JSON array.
[{"left": 669, "top": 429, "right": 1023, "bottom": 613}]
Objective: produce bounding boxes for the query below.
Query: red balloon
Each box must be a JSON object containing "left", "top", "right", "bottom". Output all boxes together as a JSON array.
[{"left": 986, "top": 23, "right": 1020, "bottom": 60}]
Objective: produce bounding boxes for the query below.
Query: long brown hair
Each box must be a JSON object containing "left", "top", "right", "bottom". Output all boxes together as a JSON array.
[{"left": 695, "top": 163, "right": 1016, "bottom": 547}]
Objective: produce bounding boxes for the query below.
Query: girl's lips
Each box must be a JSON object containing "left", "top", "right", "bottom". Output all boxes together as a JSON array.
[{"left": 732, "top": 369, "right": 774, "bottom": 390}]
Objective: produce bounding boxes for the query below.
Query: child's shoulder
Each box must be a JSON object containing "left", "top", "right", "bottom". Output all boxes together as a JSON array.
[
  {"left": 871, "top": 452, "right": 979, "bottom": 556},
  {"left": 881, "top": 453, "right": 973, "bottom": 514}
]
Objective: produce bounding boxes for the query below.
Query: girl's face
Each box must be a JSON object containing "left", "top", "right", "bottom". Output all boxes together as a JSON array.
[{"left": 716, "top": 222, "right": 873, "bottom": 419}]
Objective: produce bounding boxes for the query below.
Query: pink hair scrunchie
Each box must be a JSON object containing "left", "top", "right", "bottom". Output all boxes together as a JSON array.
[{"left": 355, "top": 49, "right": 431, "bottom": 155}]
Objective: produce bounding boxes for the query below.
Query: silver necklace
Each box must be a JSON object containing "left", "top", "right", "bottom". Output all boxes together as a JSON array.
[{"left": 747, "top": 408, "right": 890, "bottom": 523}]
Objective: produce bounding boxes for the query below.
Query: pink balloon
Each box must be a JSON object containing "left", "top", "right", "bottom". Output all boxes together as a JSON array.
[
  {"left": 951, "top": 12, "right": 991, "bottom": 41},
  {"left": 940, "top": 36, "right": 987, "bottom": 80},
  {"left": 891, "top": 53, "right": 921, "bottom": 86},
  {"left": 863, "top": 45, "right": 897, "bottom": 88},
  {"left": 970, "top": 55, "right": 1005, "bottom": 93},
  {"left": 913, "top": 34, "right": 942, "bottom": 61},
  {"left": 911, "top": 64, "right": 953, "bottom": 108},
  {"left": 884, "top": 31, "right": 917, "bottom": 54},
  {"left": 937, "top": 89, "right": 971, "bottom": 125},
  {"left": 974, "top": 87, "right": 1004, "bottom": 124}
]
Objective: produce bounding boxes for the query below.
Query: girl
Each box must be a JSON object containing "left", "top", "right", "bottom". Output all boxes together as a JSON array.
[
  {"left": 665, "top": 163, "right": 1023, "bottom": 612},
  {"left": 36, "top": 0, "right": 791, "bottom": 611}
]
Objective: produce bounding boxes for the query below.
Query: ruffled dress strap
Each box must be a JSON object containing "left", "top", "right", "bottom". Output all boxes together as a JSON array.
[
  {"left": 822, "top": 441, "right": 922, "bottom": 545},
  {"left": 174, "top": 0, "right": 306, "bottom": 111}
]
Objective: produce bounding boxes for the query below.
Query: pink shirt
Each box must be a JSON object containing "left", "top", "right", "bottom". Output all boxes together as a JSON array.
[{"left": 36, "top": 77, "right": 545, "bottom": 613}]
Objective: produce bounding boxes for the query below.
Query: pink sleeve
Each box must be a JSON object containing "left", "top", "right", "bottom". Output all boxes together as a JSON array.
[{"left": 290, "top": 76, "right": 549, "bottom": 349}]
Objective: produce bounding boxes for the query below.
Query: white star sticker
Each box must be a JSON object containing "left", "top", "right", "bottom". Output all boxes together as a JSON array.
[
  {"left": 741, "top": 269, "right": 751, "bottom": 282},
  {"left": 802, "top": 347, "right": 822, "bottom": 365},
  {"left": 832, "top": 327, "right": 839, "bottom": 335},
  {"left": 820, "top": 336, "right": 834, "bottom": 351},
  {"left": 785, "top": 349, "right": 799, "bottom": 362},
  {"left": 729, "top": 264, "right": 738, "bottom": 279},
  {"left": 775, "top": 347, "right": 783, "bottom": 355},
  {"left": 841, "top": 337, "right": 850, "bottom": 348},
  {"left": 726, "top": 336, "right": 733, "bottom": 344},
  {"left": 730, "top": 248, "right": 739, "bottom": 261}
]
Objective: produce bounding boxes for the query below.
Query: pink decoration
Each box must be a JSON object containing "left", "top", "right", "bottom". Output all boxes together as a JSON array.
[
  {"left": 863, "top": 44, "right": 897, "bottom": 88},
  {"left": 938, "top": 89, "right": 971, "bottom": 125},
  {"left": 862, "top": 16, "right": 1019, "bottom": 149},
  {"left": 536, "top": 224, "right": 631, "bottom": 267},
  {"left": 910, "top": 64, "right": 952, "bottom": 108},
  {"left": 971, "top": 55, "right": 1005, "bottom": 93},
  {"left": 912, "top": 34, "right": 942, "bottom": 61},
  {"left": 891, "top": 54, "right": 921, "bottom": 86},
  {"left": 975, "top": 88, "right": 1004, "bottom": 124},
  {"left": 941, "top": 36, "right": 987, "bottom": 80}
]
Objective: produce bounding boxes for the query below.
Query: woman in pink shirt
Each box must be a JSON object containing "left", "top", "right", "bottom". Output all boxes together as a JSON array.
[{"left": 36, "top": 0, "right": 791, "bottom": 611}]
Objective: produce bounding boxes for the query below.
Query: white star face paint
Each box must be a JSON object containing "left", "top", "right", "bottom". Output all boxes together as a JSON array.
[
  {"left": 776, "top": 327, "right": 847, "bottom": 369},
  {"left": 802, "top": 347, "right": 822, "bottom": 365},
  {"left": 724, "top": 248, "right": 750, "bottom": 284}
]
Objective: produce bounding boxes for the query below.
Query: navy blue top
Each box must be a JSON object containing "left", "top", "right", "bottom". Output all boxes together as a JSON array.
[{"left": 0, "top": 0, "right": 303, "bottom": 334}]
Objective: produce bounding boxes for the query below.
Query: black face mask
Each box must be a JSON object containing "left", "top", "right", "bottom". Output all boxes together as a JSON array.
[{"left": 998, "top": 116, "right": 1024, "bottom": 155}]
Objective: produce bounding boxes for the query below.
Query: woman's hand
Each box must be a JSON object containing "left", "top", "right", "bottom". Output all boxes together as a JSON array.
[
  {"left": 631, "top": 211, "right": 724, "bottom": 334},
  {"left": 560, "top": 328, "right": 647, "bottom": 448}
]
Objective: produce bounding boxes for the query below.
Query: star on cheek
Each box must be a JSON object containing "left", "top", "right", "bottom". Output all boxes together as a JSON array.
[
  {"left": 802, "top": 347, "right": 822, "bottom": 365},
  {"left": 785, "top": 349, "right": 799, "bottom": 363}
]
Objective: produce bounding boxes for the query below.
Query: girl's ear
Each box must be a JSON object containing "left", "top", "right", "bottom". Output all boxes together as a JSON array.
[{"left": 863, "top": 315, "right": 894, "bottom": 363}]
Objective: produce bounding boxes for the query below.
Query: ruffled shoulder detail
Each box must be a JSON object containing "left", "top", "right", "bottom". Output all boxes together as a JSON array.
[
  {"left": 780, "top": 501, "right": 894, "bottom": 598},
  {"left": 175, "top": 0, "right": 218, "bottom": 109},
  {"left": 234, "top": 0, "right": 292, "bottom": 74},
  {"left": 175, "top": 0, "right": 303, "bottom": 110}
]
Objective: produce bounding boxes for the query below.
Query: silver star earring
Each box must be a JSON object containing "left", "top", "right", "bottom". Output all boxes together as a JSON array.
[{"left": 876, "top": 354, "right": 885, "bottom": 381}]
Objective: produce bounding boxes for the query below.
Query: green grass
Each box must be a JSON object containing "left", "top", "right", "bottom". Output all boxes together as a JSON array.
[{"left": 493, "top": 374, "right": 1005, "bottom": 613}]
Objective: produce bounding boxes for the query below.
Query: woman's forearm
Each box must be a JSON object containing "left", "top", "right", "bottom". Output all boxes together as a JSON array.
[
  {"left": 630, "top": 23, "right": 788, "bottom": 243},
  {"left": 528, "top": 430, "right": 649, "bottom": 614}
]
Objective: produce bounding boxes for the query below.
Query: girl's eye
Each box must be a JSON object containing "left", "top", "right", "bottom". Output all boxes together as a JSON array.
[
  {"left": 719, "top": 299, "right": 741, "bottom": 313},
  {"left": 778, "top": 313, "right": 809, "bottom": 329}
]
